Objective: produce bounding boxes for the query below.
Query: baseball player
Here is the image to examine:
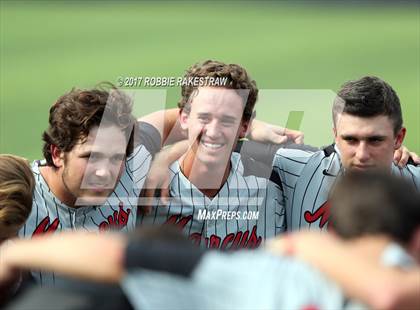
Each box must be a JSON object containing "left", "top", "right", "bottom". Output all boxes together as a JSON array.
[
  {"left": 139, "top": 60, "right": 286, "bottom": 249},
  {"left": 18, "top": 85, "right": 160, "bottom": 285},
  {"left": 255, "top": 76, "right": 419, "bottom": 231}
]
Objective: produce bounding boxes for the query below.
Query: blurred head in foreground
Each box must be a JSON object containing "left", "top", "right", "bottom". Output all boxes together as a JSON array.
[{"left": 329, "top": 171, "right": 420, "bottom": 263}]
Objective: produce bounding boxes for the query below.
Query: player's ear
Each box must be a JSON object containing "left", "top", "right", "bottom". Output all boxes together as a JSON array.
[
  {"left": 179, "top": 109, "right": 189, "bottom": 131},
  {"left": 394, "top": 127, "right": 406, "bottom": 150},
  {"left": 239, "top": 119, "right": 251, "bottom": 139},
  {"left": 333, "top": 126, "right": 338, "bottom": 143},
  {"left": 51, "top": 145, "right": 64, "bottom": 168}
]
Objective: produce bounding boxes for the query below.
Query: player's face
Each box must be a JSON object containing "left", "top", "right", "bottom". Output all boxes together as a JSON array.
[
  {"left": 180, "top": 87, "right": 249, "bottom": 169},
  {"left": 60, "top": 125, "right": 127, "bottom": 206},
  {"left": 334, "top": 113, "right": 405, "bottom": 171}
]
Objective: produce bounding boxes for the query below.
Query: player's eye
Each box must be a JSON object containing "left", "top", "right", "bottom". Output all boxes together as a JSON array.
[
  {"left": 111, "top": 154, "right": 125, "bottom": 164},
  {"left": 368, "top": 137, "right": 384, "bottom": 145},
  {"left": 221, "top": 120, "right": 235, "bottom": 127},
  {"left": 343, "top": 137, "right": 357, "bottom": 144},
  {"left": 198, "top": 116, "right": 210, "bottom": 123},
  {"left": 88, "top": 153, "right": 102, "bottom": 162}
]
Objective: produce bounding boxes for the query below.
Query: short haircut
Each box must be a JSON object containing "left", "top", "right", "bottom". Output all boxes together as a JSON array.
[
  {"left": 42, "top": 83, "right": 136, "bottom": 167},
  {"left": 178, "top": 60, "right": 258, "bottom": 122},
  {"left": 332, "top": 76, "right": 403, "bottom": 135},
  {"left": 0, "top": 155, "right": 34, "bottom": 239},
  {"left": 329, "top": 171, "right": 420, "bottom": 244}
]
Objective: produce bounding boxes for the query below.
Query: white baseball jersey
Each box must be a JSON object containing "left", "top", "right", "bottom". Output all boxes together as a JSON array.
[
  {"left": 272, "top": 144, "right": 420, "bottom": 231},
  {"left": 19, "top": 122, "right": 160, "bottom": 285},
  {"left": 139, "top": 153, "right": 285, "bottom": 249}
]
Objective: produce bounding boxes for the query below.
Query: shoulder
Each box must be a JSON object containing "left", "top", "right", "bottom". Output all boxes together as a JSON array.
[
  {"left": 134, "top": 121, "right": 162, "bottom": 156},
  {"left": 274, "top": 144, "right": 337, "bottom": 169}
]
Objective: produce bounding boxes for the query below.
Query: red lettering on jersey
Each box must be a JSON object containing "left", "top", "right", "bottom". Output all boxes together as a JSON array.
[
  {"left": 209, "top": 235, "right": 222, "bottom": 248},
  {"left": 221, "top": 233, "right": 235, "bottom": 248},
  {"left": 301, "top": 305, "right": 319, "bottom": 310},
  {"left": 99, "top": 203, "right": 131, "bottom": 232},
  {"left": 245, "top": 226, "right": 262, "bottom": 248},
  {"left": 304, "top": 200, "right": 331, "bottom": 229},
  {"left": 163, "top": 214, "right": 263, "bottom": 249},
  {"left": 164, "top": 214, "right": 193, "bottom": 229},
  {"left": 33, "top": 216, "right": 60, "bottom": 236}
]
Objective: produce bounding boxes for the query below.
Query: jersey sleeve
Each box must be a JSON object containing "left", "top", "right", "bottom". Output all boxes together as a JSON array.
[
  {"left": 271, "top": 147, "right": 314, "bottom": 190},
  {"left": 237, "top": 140, "right": 318, "bottom": 178},
  {"left": 134, "top": 121, "right": 162, "bottom": 157}
]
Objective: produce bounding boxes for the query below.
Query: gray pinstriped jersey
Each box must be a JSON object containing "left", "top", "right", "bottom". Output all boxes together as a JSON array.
[
  {"left": 19, "top": 144, "right": 152, "bottom": 286},
  {"left": 272, "top": 144, "right": 420, "bottom": 231},
  {"left": 139, "top": 153, "right": 285, "bottom": 249}
]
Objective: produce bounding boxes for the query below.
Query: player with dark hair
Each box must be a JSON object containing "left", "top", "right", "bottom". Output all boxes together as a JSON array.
[
  {"left": 19, "top": 83, "right": 177, "bottom": 285},
  {"left": 269, "top": 76, "right": 419, "bottom": 231},
  {"left": 139, "top": 60, "right": 285, "bottom": 249}
]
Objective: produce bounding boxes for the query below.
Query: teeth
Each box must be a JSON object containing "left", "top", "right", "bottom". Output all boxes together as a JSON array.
[{"left": 202, "top": 142, "right": 223, "bottom": 149}]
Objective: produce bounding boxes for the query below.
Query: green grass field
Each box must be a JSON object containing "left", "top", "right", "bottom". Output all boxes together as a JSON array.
[{"left": 1, "top": 1, "right": 419, "bottom": 159}]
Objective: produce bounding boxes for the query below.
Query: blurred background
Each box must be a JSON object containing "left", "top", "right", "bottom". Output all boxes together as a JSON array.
[{"left": 1, "top": 0, "right": 419, "bottom": 159}]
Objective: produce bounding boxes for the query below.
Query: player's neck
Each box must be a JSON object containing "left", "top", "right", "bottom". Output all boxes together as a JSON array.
[
  {"left": 179, "top": 153, "right": 231, "bottom": 198},
  {"left": 39, "top": 166, "right": 77, "bottom": 208},
  {"left": 345, "top": 235, "right": 392, "bottom": 262}
]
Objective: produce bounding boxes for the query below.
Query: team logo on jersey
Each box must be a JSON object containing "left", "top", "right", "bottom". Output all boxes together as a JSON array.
[
  {"left": 32, "top": 216, "right": 60, "bottom": 236},
  {"left": 164, "top": 214, "right": 262, "bottom": 249},
  {"left": 99, "top": 202, "right": 131, "bottom": 231},
  {"left": 303, "top": 200, "right": 331, "bottom": 229}
]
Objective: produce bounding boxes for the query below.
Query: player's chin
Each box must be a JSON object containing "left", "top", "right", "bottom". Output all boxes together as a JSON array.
[
  {"left": 199, "top": 151, "right": 230, "bottom": 167},
  {"left": 76, "top": 191, "right": 111, "bottom": 206}
]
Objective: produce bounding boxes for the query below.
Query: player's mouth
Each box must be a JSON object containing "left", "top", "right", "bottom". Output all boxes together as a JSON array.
[
  {"left": 86, "top": 183, "right": 112, "bottom": 192},
  {"left": 352, "top": 164, "right": 374, "bottom": 171},
  {"left": 200, "top": 141, "right": 225, "bottom": 150}
]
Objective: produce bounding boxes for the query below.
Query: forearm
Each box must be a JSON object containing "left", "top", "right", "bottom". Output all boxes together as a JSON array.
[
  {"left": 138, "top": 108, "right": 185, "bottom": 146},
  {"left": 3, "top": 233, "right": 127, "bottom": 283},
  {"left": 155, "top": 140, "right": 189, "bottom": 164}
]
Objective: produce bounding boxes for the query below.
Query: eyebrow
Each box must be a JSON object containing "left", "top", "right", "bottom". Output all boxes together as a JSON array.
[
  {"left": 220, "top": 115, "right": 237, "bottom": 122},
  {"left": 79, "top": 151, "right": 126, "bottom": 158},
  {"left": 341, "top": 134, "right": 387, "bottom": 140},
  {"left": 197, "top": 112, "right": 238, "bottom": 121}
]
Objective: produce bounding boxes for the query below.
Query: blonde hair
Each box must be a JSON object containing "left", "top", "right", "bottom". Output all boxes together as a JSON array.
[{"left": 0, "top": 155, "right": 34, "bottom": 236}]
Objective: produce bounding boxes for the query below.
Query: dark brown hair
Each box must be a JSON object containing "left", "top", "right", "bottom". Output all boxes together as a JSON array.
[
  {"left": 178, "top": 60, "right": 258, "bottom": 122},
  {"left": 329, "top": 171, "right": 420, "bottom": 244},
  {"left": 332, "top": 76, "right": 403, "bottom": 135},
  {"left": 42, "top": 83, "right": 136, "bottom": 167}
]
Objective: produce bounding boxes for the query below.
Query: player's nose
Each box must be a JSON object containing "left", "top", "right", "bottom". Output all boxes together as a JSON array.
[
  {"left": 94, "top": 166, "right": 112, "bottom": 181},
  {"left": 355, "top": 142, "right": 370, "bottom": 162},
  {"left": 203, "top": 120, "right": 221, "bottom": 138}
]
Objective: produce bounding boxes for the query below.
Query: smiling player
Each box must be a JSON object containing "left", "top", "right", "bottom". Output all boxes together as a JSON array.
[{"left": 139, "top": 60, "right": 285, "bottom": 249}]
